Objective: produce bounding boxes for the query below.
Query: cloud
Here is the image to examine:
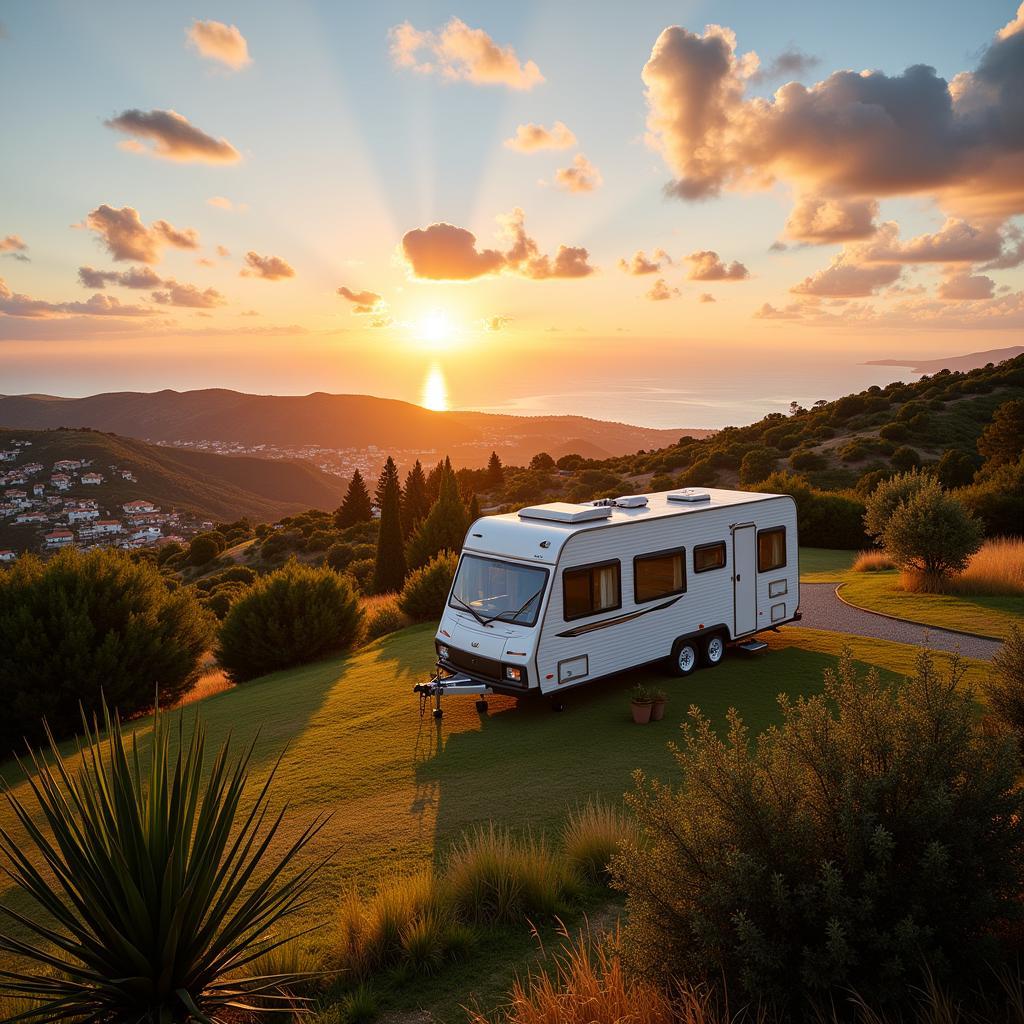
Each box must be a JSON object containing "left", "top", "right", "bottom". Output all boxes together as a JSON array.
[
  {"left": 504, "top": 121, "right": 576, "bottom": 152},
  {"left": 482, "top": 315, "right": 512, "bottom": 331},
  {"left": 618, "top": 249, "right": 671, "bottom": 275},
  {"left": 338, "top": 286, "right": 383, "bottom": 313},
  {"left": 389, "top": 18, "right": 542, "bottom": 90},
  {"left": 854, "top": 218, "right": 1004, "bottom": 263},
  {"left": 0, "top": 278, "right": 154, "bottom": 318},
  {"left": 784, "top": 196, "right": 879, "bottom": 243},
  {"left": 768, "top": 241, "right": 789, "bottom": 252},
  {"left": 77, "top": 265, "right": 162, "bottom": 289},
  {"left": 241, "top": 251, "right": 295, "bottom": 280},
  {"left": 790, "top": 252, "right": 902, "bottom": 297},
  {"left": 85, "top": 205, "right": 199, "bottom": 264},
  {"left": 685, "top": 250, "right": 749, "bottom": 280},
  {"left": 0, "top": 235, "right": 29, "bottom": 261},
  {"left": 186, "top": 19, "right": 251, "bottom": 70},
  {"left": 553, "top": 153, "right": 602, "bottom": 193},
  {"left": 646, "top": 278, "right": 678, "bottom": 301},
  {"left": 937, "top": 271, "right": 995, "bottom": 300},
  {"left": 753, "top": 301, "right": 804, "bottom": 319},
  {"left": 699, "top": 292, "right": 716, "bottom": 303},
  {"left": 750, "top": 46, "right": 820, "bottom": 83},
  {"left": 151, "top": 280, "right": 226, "bottom": 308},
  {"left": 982, "top": 225, "right": 1024, "bottom": 269},
  {"left": 216, "top": 245, "right": 231, "bottom": 258},
  {"left": 641, "top": 13, "right": 1024, "bottom": 218},
  {"left": 401, "top": 209, "right": 595, "bottom": 281},
  {"left": 106, "top": 109, "right": 240, "bottom": 164}
]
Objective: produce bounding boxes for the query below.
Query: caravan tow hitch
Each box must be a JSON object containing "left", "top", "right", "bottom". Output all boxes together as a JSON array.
[{"left": 414, "top": 672, "right": 494, "bottom": 719}]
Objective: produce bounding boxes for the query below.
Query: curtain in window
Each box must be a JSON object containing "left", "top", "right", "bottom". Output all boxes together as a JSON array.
[{"left": 596, "top": 565, "right": 618, "bottom": 609}]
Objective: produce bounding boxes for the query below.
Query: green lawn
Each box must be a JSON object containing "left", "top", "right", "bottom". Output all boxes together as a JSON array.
[
  {"left": 0, "top": 624, "right": 992, "bottom": 1020},
  {"left": 799, "top": 547, "right": 857, "bottom": 581}
]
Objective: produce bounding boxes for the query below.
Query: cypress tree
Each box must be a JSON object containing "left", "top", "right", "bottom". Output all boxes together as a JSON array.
[
  {"left": 406, "top": 457, "right": 470, "bottom": 569},
  {"left": 372, "top": 456, "right": 407, "bottom": 594},
  {"left": 335, "top": 468, "right": 373, "bottom": 529},
  {"left": 425, "top": 459, "right": 445, "bottom": 504},
  {"left": 485, "top": 451, "right": 504, "bottom": 489},
  {"left": 401, "top": 460, "right": 430, "bottom": 539},
  {"left": 467, "top": 493, "right": 481, "bottom": 522}
]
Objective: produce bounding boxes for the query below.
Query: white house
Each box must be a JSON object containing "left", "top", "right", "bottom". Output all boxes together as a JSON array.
[
  {"left": 0, "top": 550, "right": 16, "bottom": 562},
  {"left": 15, "top": 511, "right": 47, "bottom": 524},
  {"left": 44, "top": 529, "right": 74, "bottom": 547},
  {"left": 120, "top": 469, "right": 136, "bottom": 481},
  {"left": 53, "top": 459, "right": 82, "bottom": 472},
  {"left": 123, "top": 499, "right": 158, "bottom": 514},
  {"left": 131, "top": 525, "right": 163, "bottom": 543},
  {"left": 32, "top": 483, "right": 45, "bottom": 496},
  {"left": 51, "top": 473, "right": 71, "bottom": 491},
  {"left": 81, "top": 472, "right": 103, "bottom": 485},
  {"left": 94, "top": 519, "right": 123, "bottom": 534},
  {"left": 68, "top": 508, "right": 100, "bottom": 523}
]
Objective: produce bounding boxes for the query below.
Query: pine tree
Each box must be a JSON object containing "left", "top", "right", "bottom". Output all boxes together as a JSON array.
[
  {"left": 485, "top": 451, "right": 504, "bottom": 489},
  {"left": 335, "top": 468, "right": 373, "bottom": 529},
  {"left": 425, "top": 459, "right": 445, "bottom": 505},
  {"left": 467, "top": 493, "right": 481, "bottom": 522},
  {"left": 406, "top": 457, "right": 470, "bottom": 569},
  {"left": 401, "top": 460, "right": 430, "bottom": 539},
  {"left": 372, "top": 456, "right": 407, "bottom": 594}
]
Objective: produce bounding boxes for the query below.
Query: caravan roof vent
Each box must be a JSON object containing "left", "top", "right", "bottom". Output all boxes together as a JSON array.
[
  {"left": 667, "top": 488, "right": 712, "bottom": 503},
  {"left": 614, "top": 495, "right": 649, "bottom": 508},
  {"left": 518, "top": 502, "right": 613, "bottom": 524}
]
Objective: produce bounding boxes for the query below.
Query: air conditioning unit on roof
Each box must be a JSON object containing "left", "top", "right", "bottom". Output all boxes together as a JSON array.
[
  {"left": 518, "top": 502, "right": 612, "bottom": 523},
  {"left": 667, "top": 488, "right": 711, "bottom": 503}
]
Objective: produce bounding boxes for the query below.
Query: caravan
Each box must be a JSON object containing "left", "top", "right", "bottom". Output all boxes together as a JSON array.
[{"left": 415, "top": 487, "right": 801, "bottom": 717}]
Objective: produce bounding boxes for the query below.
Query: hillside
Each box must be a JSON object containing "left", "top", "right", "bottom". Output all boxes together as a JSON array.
[
  {"left": 0, "top": 428, "right": 346, "bottom": 525},
  {"left": 0, "top": 389, "right": 706, "bottom": 464},
  {"left": 865, "top": 345, "right": 1024, "bottom": 375}
]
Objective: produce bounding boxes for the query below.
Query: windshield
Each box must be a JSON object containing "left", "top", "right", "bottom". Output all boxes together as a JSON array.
[{"left": 449, "top": 555, "right": 549, "bottom": 626}]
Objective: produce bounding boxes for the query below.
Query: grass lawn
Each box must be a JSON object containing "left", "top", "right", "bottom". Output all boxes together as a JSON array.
[
  {"left": 0, "top": 624, "right": 991, "bottom": 1020},
  {"left": 799, "top": 547, "right": 857, "bottom": 581}
]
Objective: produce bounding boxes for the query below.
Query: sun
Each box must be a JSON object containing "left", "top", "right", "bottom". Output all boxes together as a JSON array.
[{"left": 414, "top": 309, "right": 456, "bottom": 349}]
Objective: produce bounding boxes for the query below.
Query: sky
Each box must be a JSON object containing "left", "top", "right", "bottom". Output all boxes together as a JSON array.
[{"left": 0, "top": 1, "right": 1022, "bottom": 426}]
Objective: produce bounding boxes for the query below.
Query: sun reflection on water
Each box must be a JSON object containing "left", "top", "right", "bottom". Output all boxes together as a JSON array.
[{"left": 420, "top": 363, "right": 449, "bottom": 411}]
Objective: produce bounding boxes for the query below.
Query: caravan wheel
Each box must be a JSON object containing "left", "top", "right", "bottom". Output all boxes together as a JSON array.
[
  {"left": 703, "top": 634, "right": 726, "bottom": 667},
  {"left": 669, "top": 639, "right": 699, "bottom": 677}
]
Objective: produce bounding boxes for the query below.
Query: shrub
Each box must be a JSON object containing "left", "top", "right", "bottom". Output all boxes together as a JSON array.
[
  {"left": 960, "top": 457, "right": 1024, "bottom": 536},
  {"left": 754, "top": 472, "right": 868, "bottom": 549},
  {"left": 789, "top": 448, "right": 825, "bottom": 471},
  {"left": 739, "top": 448, "right": 776, "bottom": 485},
  {"left": 936, "top": 449, "right": 977, "bottom": 489},
  {"left": 188, "top": 533, "right": 221, "bottom": 565},
  {"left": 891, "top": 445, "right": 922, "bottom": 472},
  {"left": 851, "top": 549, "right": 896, "bottom": 572},
  {"left": 919, "top": 537, "right": 1024, "bottom": 597},
  {"left": 200, "top": 579, "right": 250, "bottom": 620},
  {"left": 347, "top": 557, "right": 375, "bottom": 592},
  {"left": 0, "top": 548, "right": 212, "bottom": 750},
  {"left": 678, "top": 458, "right": 718, "bottom": 487},
  {"left": 863, "top": 470, "right": 929, "bottom": 540},
  {"left": 326, "top": 541, "right": 356, "bottom": 571},
  {"left": 397, "top": 551, "right": 458, "bottom": 622},
  {"left": 362, "top": 595, "right": 409, "bottom": 641},
  {"left": 0, "top": 702, "right": 327, "bottom": 1022},
  {"left": 984, "top": 626, "right": 1024, "bottom": 746},
  {"left": 882, "top": 479, "right": 983, "bottom": 581},
  {"left": 561, "top": 800, "right": 636, "bottom": 885},
  {"left": 217, "top": 561, "right": 363, "bottom": 681},
  {"left": 977, "top": 398, "right": 1024, "bottom": 470},
  {"left": 612, "top": 649, "right": 1024, "bottom": 1006}
]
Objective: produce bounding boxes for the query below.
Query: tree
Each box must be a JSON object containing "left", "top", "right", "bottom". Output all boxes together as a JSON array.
[
  {"left": 882, "top": 480, "right": 983, "bottom": 581},
  {"left": 401, "top": 460, "right": 430, "bottom": 538},
  {"left": 936, "top": 449, "right": 977, "bottom": 489},
  {"left": 891, "top": 445, "right": 922, "bottom": 472},
  {"left": 977, "top": 399, "right": 1024, "bottom": 471},
  {"left": 188, "top": 534, "right": 220, "bottom": 566},
  {"left": 863, "top": 469, "right": 929, "bottom": 540},
  {"left": 372, "top": 456, "right": 407, "bottom": 594},
  {"left": 612, "top": 648, "right": 1024, "bottom": 1006},
  {"left": 217, "top": 561, "right": 363, "bottom": 681},
  {"left": 467, "top": 492, "right": 482, "bottom": 522},
  {"left": 739, "top": 447, "right": 776, "bottom": 485},
  {"left": 397, "top": 551, "right": 459, "bottom": 621},
  {"left": 0, "top": 549, "right": 213, "bottom": 749},
  {"left": 529, "top": 451, "right": 556, "bottom": 472},
  {"left": 405, "top": 457, "right": 469, "bottom": 569},
  {"left": 485, "top": 450, "right": 505, "bottom": 488},
  {"left": 984, "top": 626, "right": 1024, "bottom": 751},
  {"left": 335, "top": 468, "right": 373, "bottom": 528},
  {"left": 425, "top": 458, "right": 445, "bottom": 505}
]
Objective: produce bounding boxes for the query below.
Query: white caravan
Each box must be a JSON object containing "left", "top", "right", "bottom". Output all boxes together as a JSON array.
[{"left": 415, "top": 487, "right": 801, "bottom": 717}]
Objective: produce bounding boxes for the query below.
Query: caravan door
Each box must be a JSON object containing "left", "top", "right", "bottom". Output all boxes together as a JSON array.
[{"left": 732, "top": 524, "right": 757, "bottom": 636}]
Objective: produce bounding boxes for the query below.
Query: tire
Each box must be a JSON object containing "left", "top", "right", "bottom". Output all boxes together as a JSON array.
[
  {"left": 703, "top": 634, "right": 726, "bottom": 668},
  {"left": 669, "top": 639, "right": 699, "bottom": 677}
]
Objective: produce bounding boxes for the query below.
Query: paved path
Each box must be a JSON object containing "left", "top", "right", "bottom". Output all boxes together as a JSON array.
[{"left": 792, "top": 583, "right": 1002, "bottom": 662}]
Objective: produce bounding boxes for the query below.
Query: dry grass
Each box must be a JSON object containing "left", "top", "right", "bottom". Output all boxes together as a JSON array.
[
  {"left": 901, "top": 537, "right": 1024, "bottom": 597},
  {"left": 561, "top": 800, "right": 637, "bottom": 885},
  {"left": 852, "top": 549, "right": 897, "bottom": 572},
  {"left": 359, "top": 594, "right": 410, "bottom": 644},
  {"left": 171, "top": 665, "right": 233, "bottom": 709}
]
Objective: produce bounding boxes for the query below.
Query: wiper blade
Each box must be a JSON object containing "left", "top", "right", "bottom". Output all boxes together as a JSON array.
[
  {"left": 484, "top": 586, "right": 545, "bottom": 625},
  {"left": 450, "top": 593, "right": 491, "bottom": 627}
]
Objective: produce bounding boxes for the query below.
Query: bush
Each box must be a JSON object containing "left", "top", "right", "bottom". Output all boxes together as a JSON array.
[
  {"left": 882, "top": 479, "right": 983, "bottom": 581},
  {"left": 0, "top": 702, "right": 326, "bottom": 1021},
  {"left": 217, "top": 561, "right": 363, "bottom": 681},
  {"left": 200, "top": 579, "right": 249, "bottom": 620},
  {"left": 891, "top": 445, "right": 922, "bottom": 472},
  {"left": 936, "top": 449, "right": 977, "bottom": 489},
  {"left": 561, "top": 801, "right": 636, "bottom": 886},
  {"left": 188, "top": 533, "right": 221, "bottom": 565},
  {"left": 977, "top": 398, "right": 1024, "bottom": 470},
  {"left": 739, "top": 448, "right": 776, "bottom": 485},
  {"left": 362, "top": 596, "right": 409, "bottom": 641},
  {"left": 397, "top": 552, "right": 458, "bottom": 622},
  {"left": 984, "top": 626, "right": 1024, "bottom": 747},
  {"left": 0, "top": 549, "right": 213, "bottom": 749},
  {"left": 879, "top": 421, "right": 908, "bottom": 442},
  {"left": 347, "top": 557, "right": 375, "bottom": 592},
  {"left": 612, "top": 649, "right": 1024, "bottom": 1006},
  {"left": 326, "top": 541, "right": 356, "bottom": 571},
  {"left": 851, "top": 549, "right": 895, "bottom": 572},
  {"left": 960, "top": 457, "right": 1024, "bottom": 536},
  {"left": 863, "top": 470, "right": 929, "bottom": 540},
  {"left": 788, "top": 448, "right": 825, "bottom": 471},
  {"left": 754, "top": 472, "right": 868, "bottom": 549}
]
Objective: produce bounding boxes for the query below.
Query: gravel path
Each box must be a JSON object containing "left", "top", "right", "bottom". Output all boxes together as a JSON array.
[{"left": 792, "top": 583, "right": 1002, "bottom": 662}]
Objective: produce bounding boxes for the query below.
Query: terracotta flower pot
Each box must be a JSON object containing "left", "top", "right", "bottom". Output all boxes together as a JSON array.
[
  {"left": 631, "top": 699, "right": 653, "bottom": 724},
  {"left": 650, "top": 697, "right": 667, "bottom": 722}
]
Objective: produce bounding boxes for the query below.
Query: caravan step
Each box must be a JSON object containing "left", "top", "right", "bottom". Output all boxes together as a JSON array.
[{"left": 738, "top": 640, "right": 768, "bottom": 653}]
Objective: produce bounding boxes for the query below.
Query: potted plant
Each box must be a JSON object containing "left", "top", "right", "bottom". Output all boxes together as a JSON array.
[
  {"left": 630, "top": 684, "right": 653, "bottom": 724},
  {"left": 650, "top": 688, "right": 668, "bottom": 722}
]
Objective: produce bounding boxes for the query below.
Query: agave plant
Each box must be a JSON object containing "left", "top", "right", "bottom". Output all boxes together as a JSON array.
[{"left": 0, "top": 702, "right": 330, "bottom": 1023}]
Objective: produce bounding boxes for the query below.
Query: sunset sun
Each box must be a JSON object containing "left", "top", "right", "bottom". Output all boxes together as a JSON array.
[{"left": 414, "top": 309, "right": 457, "bottom": 349}]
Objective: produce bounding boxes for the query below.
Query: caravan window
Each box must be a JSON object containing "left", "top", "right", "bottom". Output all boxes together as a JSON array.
[
  {"left": 449, "top": 555, "right": 549, "bottom": 626},
  {"left": 693, "top": 541, "right": 726, "bottom": 573},
  {"left": 757, "top": 527, "right": 787, "bottom": 572},
  {"left": 634, "top": 549, "right": 686, "bottom": 603},
  {"left": 563, "top": 561, "right": 621, "bottom": 621}
]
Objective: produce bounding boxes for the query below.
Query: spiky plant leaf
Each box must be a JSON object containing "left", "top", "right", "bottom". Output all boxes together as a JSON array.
[{"left": 0, "top": 701, "right": 329, "bottom": 1023}]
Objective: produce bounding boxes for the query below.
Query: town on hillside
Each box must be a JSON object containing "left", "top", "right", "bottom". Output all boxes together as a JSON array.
[{"left": 0, "top": 440, "right": 213, "bottom": 560}]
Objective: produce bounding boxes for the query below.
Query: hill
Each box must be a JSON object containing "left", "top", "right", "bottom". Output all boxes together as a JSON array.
[
  {"left": 865, "top": 345, "right": 1024, "bottom": 375},
  {"left": 0, "top": 427, "right": 346, "bottom": 526},
  {"left": 0, "top": 389, "right": 707, "bottom": 465}
]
